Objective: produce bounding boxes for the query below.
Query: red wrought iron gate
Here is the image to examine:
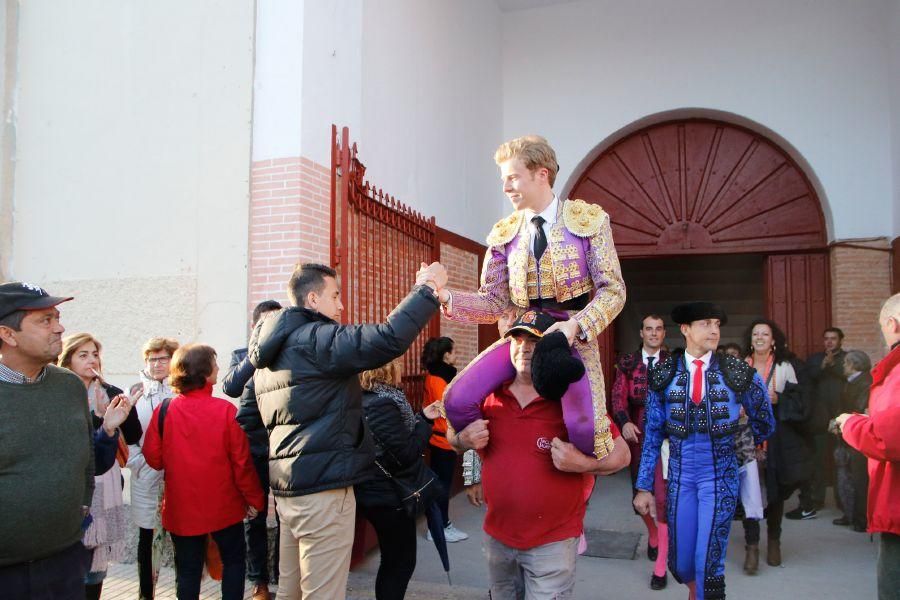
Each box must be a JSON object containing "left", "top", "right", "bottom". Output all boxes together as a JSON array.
[{"left": 330, "top": 125, "right": 440, "bottom": 407}]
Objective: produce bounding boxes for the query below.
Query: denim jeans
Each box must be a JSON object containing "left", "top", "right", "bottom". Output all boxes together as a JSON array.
[{"left": 246, "top": 454, "right": 278, "bottom": 584}]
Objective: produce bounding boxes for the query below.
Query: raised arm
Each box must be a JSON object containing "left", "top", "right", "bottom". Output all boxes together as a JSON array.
[{"left": 442, "top": 245, "right": 512, "bottom": 324}]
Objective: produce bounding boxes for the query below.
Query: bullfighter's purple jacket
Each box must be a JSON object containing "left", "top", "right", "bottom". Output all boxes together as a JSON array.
[{"left": 442, "top": 198, "right": 626, "bottom": 458}]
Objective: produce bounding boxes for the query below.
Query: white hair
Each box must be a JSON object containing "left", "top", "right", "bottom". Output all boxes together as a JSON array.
[{"left": 881, "top": 293, "right": 900, "bottom": 323}]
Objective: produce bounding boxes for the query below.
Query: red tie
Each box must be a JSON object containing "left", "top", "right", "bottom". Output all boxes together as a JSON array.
[{"left": 691, "top": 359, "right": 704, "bottom": 405}]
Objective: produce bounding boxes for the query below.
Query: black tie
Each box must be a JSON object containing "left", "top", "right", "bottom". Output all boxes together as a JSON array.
[
  {"left": 531, "top": 216, "right": 548, "bottom": 261},
  {"left": 647, "top": 356, "right": 655, "bottom": 371}
]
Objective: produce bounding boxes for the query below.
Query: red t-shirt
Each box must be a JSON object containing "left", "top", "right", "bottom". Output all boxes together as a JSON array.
[{"left": 480, "top": 383, "right": 620, "bottom": 550}]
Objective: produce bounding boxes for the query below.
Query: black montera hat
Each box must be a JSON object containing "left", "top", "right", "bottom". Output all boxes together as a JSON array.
[
  {"left": 531, "top": 331, "right": 585, "bottom": 402},
  {"left": 671, "top": 302, "right": 728, "bottom": 326},
  {"left": 0, "top": 282, "right": 73, "bottom": 321}
]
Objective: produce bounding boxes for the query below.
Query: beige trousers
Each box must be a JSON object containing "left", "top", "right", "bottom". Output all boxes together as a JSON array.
[{"left": 275, "top": 486, "right": 356, "bottom": 600}]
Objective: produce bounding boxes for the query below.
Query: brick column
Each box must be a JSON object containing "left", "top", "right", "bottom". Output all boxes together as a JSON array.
[
  {"left": 248, "top": 156, "right": 331, "bottom": 317},
  {"left": 440, "top": 242, "right": 480, "bottom": 366},
  {"left": 830, "top": 239, "right": 893, "bottom": 361}
]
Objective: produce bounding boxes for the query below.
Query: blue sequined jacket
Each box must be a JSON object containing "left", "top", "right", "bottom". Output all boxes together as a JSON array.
[{"left": 636, "top": 353, "right": 776, "bottom": 492}]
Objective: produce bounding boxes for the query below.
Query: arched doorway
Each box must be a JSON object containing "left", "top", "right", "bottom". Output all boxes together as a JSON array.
[{"left": 569, "top": 118, "right": 829, "bottom": 369}]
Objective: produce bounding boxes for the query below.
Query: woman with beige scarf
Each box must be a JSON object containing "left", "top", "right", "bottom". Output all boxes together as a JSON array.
[{"left": 59, "top": 333, "right": 142, "bottom": 599}]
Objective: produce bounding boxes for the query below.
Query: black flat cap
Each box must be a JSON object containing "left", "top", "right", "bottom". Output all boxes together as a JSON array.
[
  {"left": 671, "top": 302, "right": 728, "bottom": 326},
  {"left": 0, "top": 282, "right": 73, "bottom": 321}
]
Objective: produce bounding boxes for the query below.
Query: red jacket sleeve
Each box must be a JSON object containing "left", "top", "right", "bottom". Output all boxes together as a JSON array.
[
  {"left": 227, "top": 416, "right": 265, "bottom": 510},
  {"left": 142, "top": 407, "right": 163, "bottom": 470},
  {"left": 842, "top": 407, "right": 900, "bottom": 462}
]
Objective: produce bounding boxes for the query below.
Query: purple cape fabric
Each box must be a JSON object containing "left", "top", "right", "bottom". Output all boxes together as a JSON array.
[{"left": 444, "top": 340, "right": 596, "bottom": 455}]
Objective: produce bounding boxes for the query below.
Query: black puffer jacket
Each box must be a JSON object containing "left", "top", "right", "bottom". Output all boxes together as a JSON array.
[
  {"left": 223, "top": 347, "right": 269, "bottom": 458},
  {"left": 355, "top": 386, "right": 434, "bottom": 508},
  {"left": 249, "top": 285, "right": 439, "bottom": 497}
]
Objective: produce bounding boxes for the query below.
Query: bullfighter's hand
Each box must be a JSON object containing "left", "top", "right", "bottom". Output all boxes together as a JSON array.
[
  {"left": 458, "top": 419, "right": 490, "bottom": 450},
  {"left": 633, "top": 490, "right": 656, "bottom": 520},
  {"left": 545, "top": 319, "right": 580, "bottom": 346},
  {"left": 416, "top": 262, "right": 448, "bottom": 291}
]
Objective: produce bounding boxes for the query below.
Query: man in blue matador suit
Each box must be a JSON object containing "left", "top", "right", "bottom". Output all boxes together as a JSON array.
[{"left": 634, "top": 303, "right": 775, "bottom": 600}]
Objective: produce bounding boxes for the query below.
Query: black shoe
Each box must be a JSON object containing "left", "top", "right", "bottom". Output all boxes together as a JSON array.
[
  {"left": 785, "top": 507, "right": 817, "bottom": 520},
  {"left": 650, "top": 573, "right": 668, "bottom": 590},
  {"left": 832, "top": 516, "right": 850, "bottom": 526},
  {"left": 647, "top": 542, "right": 658, "bottom": 561}
]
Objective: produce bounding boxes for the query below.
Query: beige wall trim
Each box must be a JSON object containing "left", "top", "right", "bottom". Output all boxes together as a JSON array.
[{"left": 0, "top": 0, "right": 18, "bottom": 281}]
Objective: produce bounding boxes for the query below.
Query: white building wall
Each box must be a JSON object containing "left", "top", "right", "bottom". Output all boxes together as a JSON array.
[
  {"left": 290, "top": 0, "right": 505, "bottom": 242},
  {"left": 889, "top": 0, "right": 900, "bottom": 239},
  {"left": 252, "top": 0, "right": 304, "bottom": 162},
  {"left": 502, "top": 0, "right": 897, "bottom": 242},
  {"left": 9, "top": 1, "right": 255, "bottom": 388},
  {"left": 357, "top": 0, "right": 506, "bottom": 241}
]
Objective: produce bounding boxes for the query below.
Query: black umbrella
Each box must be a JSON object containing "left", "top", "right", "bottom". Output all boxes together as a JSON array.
[{"left": 425, "top": 501, "right": 452, "bottom": 585}]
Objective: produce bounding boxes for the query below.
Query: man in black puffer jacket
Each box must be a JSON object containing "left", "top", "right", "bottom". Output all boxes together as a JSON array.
[{"left": 249, "top": 262, "right": 444, "bottom": 600}]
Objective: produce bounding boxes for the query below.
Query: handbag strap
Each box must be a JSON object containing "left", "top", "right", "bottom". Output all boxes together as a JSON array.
[
  {"left": 157, "top": 397, "right": 172, "bottom": 439},
  {"left": 364, "top": 412, "right": 409, "bottom": 475}
]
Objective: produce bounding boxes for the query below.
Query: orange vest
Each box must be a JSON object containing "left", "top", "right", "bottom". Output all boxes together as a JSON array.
[{"left": 423, "top": 373, "right": 452, "bottom": 450}]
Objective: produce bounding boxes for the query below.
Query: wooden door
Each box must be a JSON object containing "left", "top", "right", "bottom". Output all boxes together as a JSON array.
[{"left": 764, "top": 253, "right": 830, "bottom": 360}]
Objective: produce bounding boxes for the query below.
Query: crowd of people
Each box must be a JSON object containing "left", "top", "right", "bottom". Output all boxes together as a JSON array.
[{"left": 0, "top": 133, "right": 897, "bottom": 600}]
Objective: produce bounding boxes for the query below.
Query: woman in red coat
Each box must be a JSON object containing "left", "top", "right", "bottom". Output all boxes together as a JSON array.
[{"left": 143, "top": 343, "right": 264, "bottom": 600}]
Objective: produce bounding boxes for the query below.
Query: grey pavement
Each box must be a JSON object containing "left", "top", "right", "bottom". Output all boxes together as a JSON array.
[{"left": 354, "top": 469, "right": 879, "bottom": 599}]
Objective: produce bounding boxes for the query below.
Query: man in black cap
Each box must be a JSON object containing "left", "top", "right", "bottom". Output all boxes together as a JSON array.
[
  {"left": 0, "top": 282, "right": 97, "bottom": 599},
  {"left": 452, "top": 310, "right": 629, "bottom": 599},
  {"left": 633, "top": 302, "right": 775, "bottom": 600}
]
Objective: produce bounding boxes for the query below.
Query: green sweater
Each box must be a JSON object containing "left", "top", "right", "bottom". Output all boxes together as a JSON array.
[{"left": 0, "top": 365, "right": 94, "bottom": 565}]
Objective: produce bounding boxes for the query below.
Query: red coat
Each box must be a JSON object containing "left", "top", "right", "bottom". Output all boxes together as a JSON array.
[
  {"left": 143, "top": 385, "right": 265, "bottom": 536},
  {"left": 842, "top": 344, "right": 900, "bottom": 536}
]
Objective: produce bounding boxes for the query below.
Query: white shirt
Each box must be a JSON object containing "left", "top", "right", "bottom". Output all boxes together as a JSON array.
[
  {"left": 525, "top": 196, "right": 559, "bottom": 255},
  {"left": 684, "top": 350, "right": 713, "bottom": 399},
  {"left": 847, "top": 371, "right": 862, "bottom": 382},
  {"left": 642, "top": 348, "right": 661, "bottom": 369}
]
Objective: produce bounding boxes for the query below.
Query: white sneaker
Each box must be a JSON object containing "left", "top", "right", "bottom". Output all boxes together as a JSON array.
[
  {"left": 425, "top": 523, "right": 469, "bottom": 542},
  {"left": 443, "top": 523, "right": 469, "bottom": 542}
]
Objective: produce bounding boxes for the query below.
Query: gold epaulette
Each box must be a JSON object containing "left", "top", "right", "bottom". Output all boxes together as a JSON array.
[
  {"left": 563, "top": 198, "right": 606, "bottom": 237},
  {"left": 486, "top": 211, "right": 524, "bottom": 247}
]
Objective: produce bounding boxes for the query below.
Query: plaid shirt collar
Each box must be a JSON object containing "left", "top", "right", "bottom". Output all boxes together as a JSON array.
[{"left": 0, "top": 361, "right": 47, "bottom": 384}]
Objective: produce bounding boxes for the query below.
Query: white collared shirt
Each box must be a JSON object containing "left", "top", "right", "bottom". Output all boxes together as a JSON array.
[
  {"left": 684, "top": 350, "right": 713, "bottom": 399},
  {"left": 642, "top": 348, "right": 661, "bottom": 369},
  {"left": 847, "top": 371, "right": 861, "bottom": 382},
  {"left": 525, "top": 196, "right": 559, "bottom": 255}
]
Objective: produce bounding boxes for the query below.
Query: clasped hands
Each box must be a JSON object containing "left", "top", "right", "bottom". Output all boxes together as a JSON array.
[{"left": 415, "top": 262, "right": 450, "bottom": 300}]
